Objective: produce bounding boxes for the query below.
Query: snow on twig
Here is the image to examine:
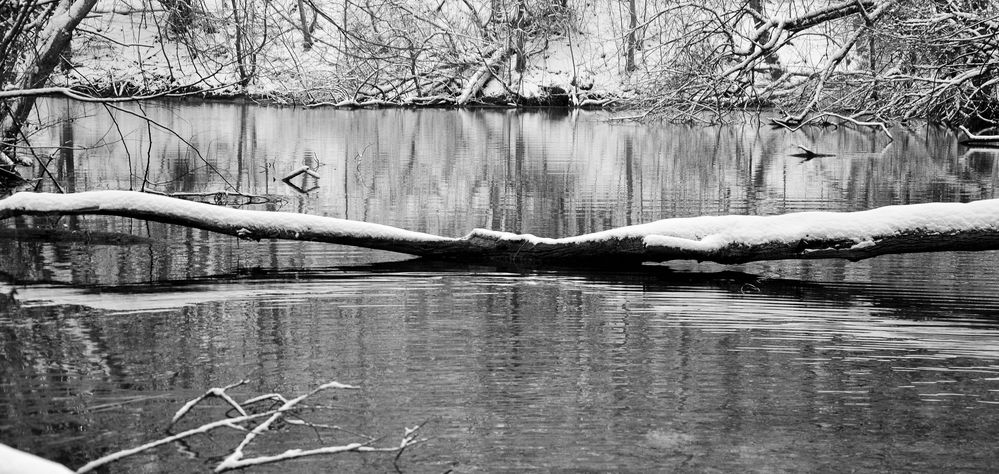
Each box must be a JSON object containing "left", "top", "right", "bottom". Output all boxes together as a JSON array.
[
  {"left": 170, "top": 380, "right": 249, "bottom": 426},
  {"left": 772, "top": 112, "right": 893, "bottom": 141},
  {"left": 74, "top": 380, "right": 422, "bottom": 474},
  {"left": 76, "top": 411, "right": 276, "bottom": 473}
]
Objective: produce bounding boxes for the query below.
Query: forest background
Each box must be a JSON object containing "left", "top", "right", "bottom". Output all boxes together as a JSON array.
[{"left": 3, "top": 3, "right": 999, "bottom": 469}]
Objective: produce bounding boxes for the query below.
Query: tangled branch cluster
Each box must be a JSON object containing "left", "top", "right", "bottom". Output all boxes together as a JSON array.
[{"left": 639, "top": 0, "right": 999, "bottom": 129}]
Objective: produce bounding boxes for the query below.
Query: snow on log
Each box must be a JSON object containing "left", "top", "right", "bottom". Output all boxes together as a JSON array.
[
  {"left": 457, "top": 49, "right": 512, "bottom": 106},
  {"left": 3, "top": 190, "right": 999, "bottom": 265},
  {"left": 0, "top": 190, "right": 456, "bottom": 257}
]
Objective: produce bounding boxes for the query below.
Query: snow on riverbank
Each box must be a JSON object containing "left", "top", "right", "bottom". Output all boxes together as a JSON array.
[
  {"left": 51, "top": 0, "right": 851, "bottom": 106},
  {"left": 56, "top": 0, "right": 636, "bottom": 104}
]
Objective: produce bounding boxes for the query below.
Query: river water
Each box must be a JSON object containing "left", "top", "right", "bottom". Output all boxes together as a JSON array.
[{"left": 2, "top": 99, "right": 999, "bottom": 472}]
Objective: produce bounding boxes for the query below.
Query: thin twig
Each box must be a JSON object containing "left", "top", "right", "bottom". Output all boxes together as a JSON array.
[
  {"left": 76, "top": 411, "right": 275, "bottom": 473},
  {"left": 170, "top": 380, "right": 249, "bottom": 426},
  {"left": 103, "top": 103, "right": 238, "bottom": 191}
]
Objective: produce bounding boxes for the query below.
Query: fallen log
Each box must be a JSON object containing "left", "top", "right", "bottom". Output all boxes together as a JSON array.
[
  {"left": 3, "top": 190, "right": 999, "bottom": 265},
  {"left": 456, "top": 49, "right": 512, "bottom": 106}
]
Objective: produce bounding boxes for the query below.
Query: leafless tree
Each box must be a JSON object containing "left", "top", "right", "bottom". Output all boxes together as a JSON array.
[
  {"left": 1, "top": 0, "right": 99, "bottom": 152},
  {"left": 633, "top": 0, "right": 999, "bottom": 130}
]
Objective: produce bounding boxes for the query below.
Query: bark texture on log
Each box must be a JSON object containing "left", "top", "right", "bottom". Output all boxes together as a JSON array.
[{"left": 3, "top": 191, "right": 999, "bottom": 266}]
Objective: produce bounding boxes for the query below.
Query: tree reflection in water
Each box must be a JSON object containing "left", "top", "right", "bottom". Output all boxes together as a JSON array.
[{"left": 1, "top": 102, "right": 998, "bottom": 472}]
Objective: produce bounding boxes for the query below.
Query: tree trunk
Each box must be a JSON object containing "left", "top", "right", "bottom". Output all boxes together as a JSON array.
[
  {"left": 1, "top": 0, "right": 99, "bottom": 145},
  {"left": 748, "top": 0, "right": 780, "bottom": 79},
  {"left": 625, "top": 0, "right": 638, "bottom": 73},
  {"left": 230, "top": 0, "right": 250, "bottom": 86},
  {"left": 4, "top": 191, "right": 999, "bottom": 266},
  {"left": 512, "top": 0, "right": 527, "bottom": 73},
  {"left": 297, "top": 0, "right": 313, "bottom": 50}
]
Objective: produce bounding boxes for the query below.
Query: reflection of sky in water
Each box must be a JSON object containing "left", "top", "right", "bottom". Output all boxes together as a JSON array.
[
  {"left": 2, "top": 101, "right": 999, "bottom": 472},
  {"left": 27, "top": 99, "right": 999, "bottom": 236}
]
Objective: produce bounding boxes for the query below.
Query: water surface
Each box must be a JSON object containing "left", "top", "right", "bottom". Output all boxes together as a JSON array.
[{"left": 1, "top": 100, "right": 999, "bottom": 472}]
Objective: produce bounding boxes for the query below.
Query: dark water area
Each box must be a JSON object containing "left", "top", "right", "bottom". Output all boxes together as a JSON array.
[{"left": 2, "top": 99, "right": 999, "bottom": 472}]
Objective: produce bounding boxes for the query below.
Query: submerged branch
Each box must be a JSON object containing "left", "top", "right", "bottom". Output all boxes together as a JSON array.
[
  {"left": 74, "top": 380, "right": 420, "bottom": 474},
  {"left": 3, "top": 191, "right": 999, "bottom": 265},
  {"left": 772, "top": 112, "right": 893, "bottom": 140},
  {"left": 959, "top": 125, "right": 999, "bottom": 144}
]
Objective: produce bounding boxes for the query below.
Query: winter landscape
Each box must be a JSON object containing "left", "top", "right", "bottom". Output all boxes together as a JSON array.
[{"left": 3, "top": 0, "right": 999, "bottom": 472}]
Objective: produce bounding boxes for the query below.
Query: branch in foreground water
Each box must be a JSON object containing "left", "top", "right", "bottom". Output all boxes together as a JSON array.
[{"left": 75, "top": 380, "right": 425, "bottom": 473}]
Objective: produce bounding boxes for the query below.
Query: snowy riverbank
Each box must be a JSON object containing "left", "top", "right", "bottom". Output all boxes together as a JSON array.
[{"left": 52, "top": 0, "right": 648, "bottom": 106}]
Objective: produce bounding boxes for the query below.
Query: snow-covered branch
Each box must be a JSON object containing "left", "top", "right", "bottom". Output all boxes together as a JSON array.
[
  {"left": 0, "top": 87, "right": 173, "bottom": 102},
  {"left": 73, "top": 380, "right": 423, "bottom": 473},
  {"left": 959, "top": 126, "right": 999, "bottom": 143},
  {"left": 772, "top": 112, "right": 893, "bottom": 140},
  {"left": 4, "top": 191, "right": 999, "bottom": 266}
]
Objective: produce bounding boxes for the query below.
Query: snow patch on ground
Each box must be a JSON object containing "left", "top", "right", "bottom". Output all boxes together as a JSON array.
[
  {"left": 483, "top": 36, "right": 631, "bottom": 102},
  {"left": 58, "top": 0, "right": 639, "bottom": 103},
  {"left": 45, "top": 0, "right": 862, "bottom": 105}
]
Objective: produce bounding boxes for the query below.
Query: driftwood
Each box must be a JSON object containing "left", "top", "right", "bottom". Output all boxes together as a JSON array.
[
  {"left": 3, "top": 190, "right": 999, "bottom": 265},
  {"left": 789, "top": 144, "right": 834, "bottom": 160}
]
